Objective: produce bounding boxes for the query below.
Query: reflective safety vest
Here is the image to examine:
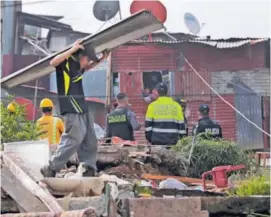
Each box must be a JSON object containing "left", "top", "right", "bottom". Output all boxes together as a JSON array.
[
  {"left": 145, "top": 96, "right": 186, "bottom": 145},
  {"left": 106, "top": 107, "right": 135, "bottom": 141},
  {"left": 36, "top": 115, "right": 64, "bottom": 145}
]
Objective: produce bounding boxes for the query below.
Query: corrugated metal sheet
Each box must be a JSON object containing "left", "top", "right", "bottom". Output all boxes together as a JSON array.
[
  {"left": 211, "top": 69, "right": 270, "bottom": 96},
  {"left": 263, "top": 97, "right": 270, "bottom": 149},
  {"left": 177, "top": 69, "right": 211, "bottom": 101},
  {"left": 112, "top": 45, "right": 176, "bottom": 72},
  {"left": 13, "top": 55, "right": 50, "bottom": 90},
  {"left": 2, "top": 54, "right": 49, "bottom": 89},
  {"left": 233, "top": 78, "right": 263, "bottom": 149},
  {"left": 130, "top": 38, "right": 269, "bottom": 49},
  {"left": 1, "top": 10, "right": 164, "bottom": 88},
  {"left": 181, "top": 95, "right": 236, "bottom": 141},
  {"left": 211, "top": 95, "right": 236, "bottom": 141}
]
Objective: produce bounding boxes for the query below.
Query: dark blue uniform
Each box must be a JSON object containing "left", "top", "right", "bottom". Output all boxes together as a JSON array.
[{"left": 192, "top": 117, "right": 222, "bottom": 139}]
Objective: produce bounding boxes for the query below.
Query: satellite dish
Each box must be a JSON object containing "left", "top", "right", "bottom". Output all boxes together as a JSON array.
[
  {"left": 130, "top": 0, "right": 167, "bottom": 23},
  {"left": 93, "top": 0, "right": 120, "bottom": 22},
  {"left": 184, "top": 13, "right": 201, "bottom": 35}
]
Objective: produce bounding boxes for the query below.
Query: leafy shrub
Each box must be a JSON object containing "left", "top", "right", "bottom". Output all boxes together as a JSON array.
[
  {"left": 1, "top": 99, "right": 39, "bottom": 144},
  {"left": 172, "top": 136, "right": 255, "bottom": 178},
  {"left": 228, "top": 172, "right": 270, "bottom": 196}
]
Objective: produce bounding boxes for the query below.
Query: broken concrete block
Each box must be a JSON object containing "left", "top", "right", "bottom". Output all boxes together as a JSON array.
[{"left": 124, "top": 197, "right": 208, "bottom": 217}]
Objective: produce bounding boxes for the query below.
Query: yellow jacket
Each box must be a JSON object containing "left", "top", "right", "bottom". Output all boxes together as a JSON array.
[
  {"left": 145, "top": 96, "right": 186, "bottom": 145},
  {"left": 36, "top": 115, "right": 64, "bottom": 145}
]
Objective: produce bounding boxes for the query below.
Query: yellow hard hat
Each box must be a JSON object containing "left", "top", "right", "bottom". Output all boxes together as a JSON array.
[
  {"left": 40, "top": 98, "right": 54, "bottom": 108},
  {"left": 7, "top": 103, "right": 16, "bottom": 113}
]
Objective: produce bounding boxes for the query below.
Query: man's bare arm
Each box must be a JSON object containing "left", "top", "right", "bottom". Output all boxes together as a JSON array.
[
  {"left": 50, "top": 49, "right": 74, "bottom": 67},
  {"left": 50, "top": 39, "right": 84, "bottom": 67}
]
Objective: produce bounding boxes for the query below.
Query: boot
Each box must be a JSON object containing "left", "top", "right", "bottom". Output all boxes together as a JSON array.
[{"left": 40, "top": 165, "right": 56, "bottom": 177}]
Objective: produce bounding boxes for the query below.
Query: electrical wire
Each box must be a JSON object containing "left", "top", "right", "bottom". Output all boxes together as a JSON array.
[{"left": 162, "top": 32, "right": 270, "bottom": 137}]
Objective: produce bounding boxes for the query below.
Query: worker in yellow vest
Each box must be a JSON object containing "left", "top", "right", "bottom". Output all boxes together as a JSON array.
[{"left": 36, "top": 98, "right": 64, "bottom": 145}]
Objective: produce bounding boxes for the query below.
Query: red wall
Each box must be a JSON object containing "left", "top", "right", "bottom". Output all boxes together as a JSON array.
[
  {"left": 112, "top": 45, "right": 177, "bottom": 73},
  {"left": 2, "top": 54, "right": 50, "bottom": 90},
  {"left": 174, "top": 43, "right": 266, "bottom": 142},
  {"left": 112, "top": 42, "right": 267, "bottom": 144},
  {"left": 112, "top": 45, "right": 177, "bottom": 142}
]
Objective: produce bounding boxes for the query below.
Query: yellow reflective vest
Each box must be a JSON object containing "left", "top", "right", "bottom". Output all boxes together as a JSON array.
[
  {"left": 145, "top": 96, "right": 186, "bottom": 145},
  {"left": 36, "top": 115, "right": 64, "bottom": 145}
]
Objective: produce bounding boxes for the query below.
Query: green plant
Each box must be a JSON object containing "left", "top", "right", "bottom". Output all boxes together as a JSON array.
[
  {"left": 228, "top": 173, "right": 270, "bottom": 196},
  {"left": 1, "top": 98, "right": 39, "bottom": 144},
  {"left": 172, "top": 136, "right": 255, "bottom": 178}
]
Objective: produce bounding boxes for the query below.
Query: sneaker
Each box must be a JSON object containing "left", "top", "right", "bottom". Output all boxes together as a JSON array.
[
  {"left": 81, "top": 164, "right": 96, "bottom": 177},
  {"left": 40, "top": 165, "right": 56, "bottom": 177}
]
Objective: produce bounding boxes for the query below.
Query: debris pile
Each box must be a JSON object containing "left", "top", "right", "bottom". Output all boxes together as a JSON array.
[{"left": 1, "top": 142, "right": 270, "bottom": 217}]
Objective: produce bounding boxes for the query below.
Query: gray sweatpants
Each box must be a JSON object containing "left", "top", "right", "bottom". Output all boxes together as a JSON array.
[{"left": 49, "top": 112, "right": 98, "bottom": 172}]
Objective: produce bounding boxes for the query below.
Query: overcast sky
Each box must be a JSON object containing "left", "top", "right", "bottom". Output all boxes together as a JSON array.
[{"left": 22, "top": 0, "right": 270, "bottom": 38}]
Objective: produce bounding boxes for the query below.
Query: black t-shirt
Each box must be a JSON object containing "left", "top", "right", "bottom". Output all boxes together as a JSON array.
[{"left": 55, "top": 56, "right": 88, "bottom": 115}]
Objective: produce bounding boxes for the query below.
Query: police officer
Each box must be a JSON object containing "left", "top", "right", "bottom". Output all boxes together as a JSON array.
[
  {"left": 192, "top": 104, "right": 222, "bottom": 139},
  {"left": 145, "top": 83, "right": 186, "bottom": 145},
  {"left": 105, "top": 93, "right": 141, "bottom": 141}
]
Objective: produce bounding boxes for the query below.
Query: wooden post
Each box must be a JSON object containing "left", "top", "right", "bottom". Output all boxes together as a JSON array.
[{"left": 105, "top": 52, "right": 112, "bottom": 114}]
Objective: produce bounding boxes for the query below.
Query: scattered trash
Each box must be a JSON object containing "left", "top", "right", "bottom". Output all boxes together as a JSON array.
[{"left": 159, "top": 178, "right": 187, "bottom": 190}]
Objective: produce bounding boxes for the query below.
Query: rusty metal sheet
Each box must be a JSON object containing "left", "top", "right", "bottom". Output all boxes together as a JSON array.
[
  {"left": 1, "top": 208, "right": 97, "bottom": 217},
  {"left": 141, "top": 174, "right": 214, "bottom": 186},
  {"left": 1, "top": 10, "right": 164, "bottom": 88}
]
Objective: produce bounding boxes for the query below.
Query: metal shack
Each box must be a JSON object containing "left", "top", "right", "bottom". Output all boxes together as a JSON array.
[{"left": 111, "top": 35, "right": 270, "bottom": 149}]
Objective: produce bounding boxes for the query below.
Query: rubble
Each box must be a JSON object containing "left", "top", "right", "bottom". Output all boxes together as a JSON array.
[{"left": 1, "top": 143, "right": 270, "bottom": 217}]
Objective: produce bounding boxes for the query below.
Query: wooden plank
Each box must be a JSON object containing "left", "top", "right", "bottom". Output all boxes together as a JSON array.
[
  {"left": 1, "top": 152, "right": 63, "bottom": 213},
  {"left": 1, "top": 166, "right": 49, "bottom": 212},
  {"left": 141, "top": 174, "right": 214, "bottom": 186}
]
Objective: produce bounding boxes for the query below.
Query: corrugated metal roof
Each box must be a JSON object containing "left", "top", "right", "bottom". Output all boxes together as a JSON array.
[{"left": 130, "top": 38, "right": 269, "bottom": 48}]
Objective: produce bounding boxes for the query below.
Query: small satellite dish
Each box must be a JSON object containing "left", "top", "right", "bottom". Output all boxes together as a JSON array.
[
  {"left": 130, "top": 0, "right": 167, "bottom": 23},
  {"left": 184, "top": 13, "right": 201, "bottom": 35},
  {"left": 93, "top": 0, "right": 120, "bottom": 22}
]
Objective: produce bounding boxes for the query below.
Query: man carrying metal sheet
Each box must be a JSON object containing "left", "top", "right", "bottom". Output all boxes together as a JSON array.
[{"left": 41, "top": 39, "right": 109, "bottom": 177}]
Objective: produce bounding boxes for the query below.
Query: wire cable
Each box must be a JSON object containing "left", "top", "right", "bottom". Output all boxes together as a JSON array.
[{"left": 162, "top": 31, "right": 270, "bottom": 137}]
